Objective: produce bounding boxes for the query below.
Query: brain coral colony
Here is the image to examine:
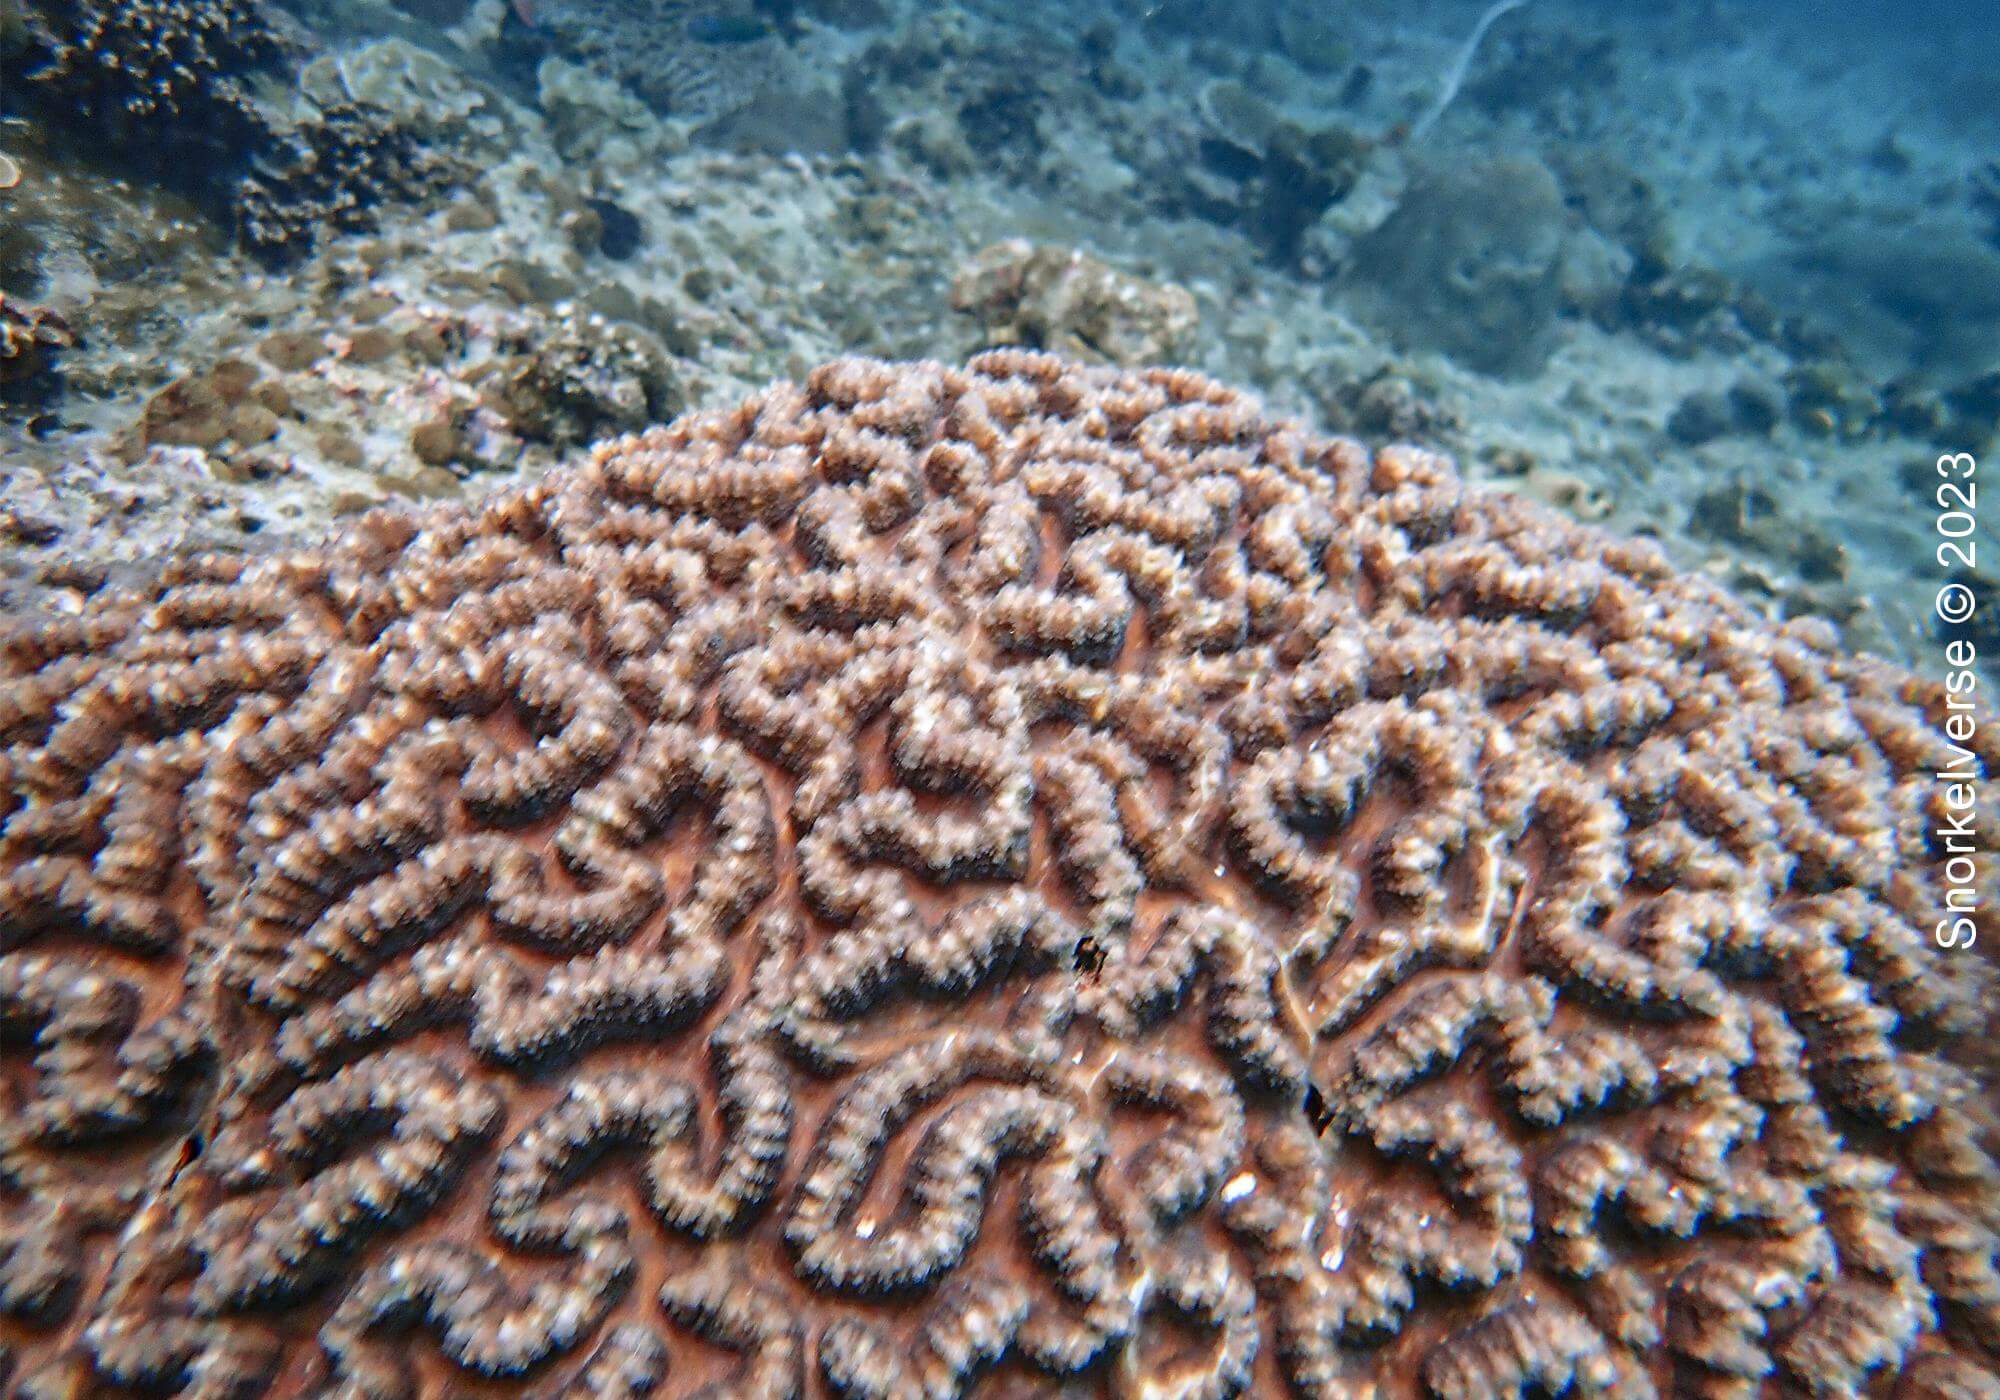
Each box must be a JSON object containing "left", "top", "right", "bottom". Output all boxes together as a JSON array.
[{"left": 0, "top": 352, "right": 1995, "bottom": 1399}]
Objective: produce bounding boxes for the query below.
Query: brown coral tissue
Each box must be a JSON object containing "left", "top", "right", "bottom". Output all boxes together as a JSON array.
[{"left": 2, "top": 352, "right": 1996, "bottom": 1399}]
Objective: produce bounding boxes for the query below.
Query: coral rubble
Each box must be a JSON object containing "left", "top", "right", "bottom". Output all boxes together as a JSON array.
[
  {"left": 949, "top": 240, "right": 1199, "bottom": 366},
  {"left": 0, "top": 291, "right": 73, "bottom": 391},
  {"left": 1, "top": 353, "right": 1994, "bottom": 1398}
]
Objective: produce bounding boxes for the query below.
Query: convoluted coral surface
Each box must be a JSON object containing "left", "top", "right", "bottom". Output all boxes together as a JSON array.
[{"left": 1, "top": 352, "right": 1995, "bottom": 1399}]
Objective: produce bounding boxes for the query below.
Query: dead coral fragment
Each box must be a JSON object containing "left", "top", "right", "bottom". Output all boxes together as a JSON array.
[
  {"left": 480, "top": 308, "right": 683, "bottom": 448},
  {"left": 950, "top": 239, "right": 1198, "bottom": 365},
  {"left": 0, "top": 353, "right": 1995, "bottom": 1400},
  {"left": 0, "top": 291, "right": 74, "bottom": 387}
]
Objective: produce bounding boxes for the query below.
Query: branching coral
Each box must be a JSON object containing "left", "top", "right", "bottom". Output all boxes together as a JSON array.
[
  {"left": 3, "top": 0, "right": 450, "bottom": 265},
  {"left": 3, "top": 0, "right": 282, "bottom": 163},
  {"left": 235, "top": 103, "right": 458, "bottom": 266},
  {"left": 0, "top": 352, "right": 1994, "bottom": 1398}
]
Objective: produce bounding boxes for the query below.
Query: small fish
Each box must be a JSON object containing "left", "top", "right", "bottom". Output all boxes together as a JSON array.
[
  {"left": 687, "top": 13, "right": 771, "bottom": 44},
  {"left": 510, "top": 0, "right": 537, "bottom": 26}
]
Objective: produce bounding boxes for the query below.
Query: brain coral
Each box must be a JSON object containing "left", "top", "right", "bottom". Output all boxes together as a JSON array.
[{"left": 1, "top": 351, "right": 1996, "bottom": 1399}]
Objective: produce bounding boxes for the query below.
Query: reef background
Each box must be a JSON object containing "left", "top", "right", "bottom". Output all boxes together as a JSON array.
[{"left": 1, "top": 0, "right": 1996, "bottom": 673}]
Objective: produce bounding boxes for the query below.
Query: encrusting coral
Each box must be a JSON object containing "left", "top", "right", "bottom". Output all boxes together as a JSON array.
[
  {"left": 234, "top": 101, "right": 458, "bottom": 266},
  {"left": 0, "top": 351, "right": 1995, "bottom": 1398},
  {"left": 514, "top": 0, "right": 787, "bottom": 125}
]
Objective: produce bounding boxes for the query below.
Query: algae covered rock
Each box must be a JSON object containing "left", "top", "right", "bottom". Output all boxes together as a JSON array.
[{"left": 949, "top": 239, "right": 1198, "bottom": 365}]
